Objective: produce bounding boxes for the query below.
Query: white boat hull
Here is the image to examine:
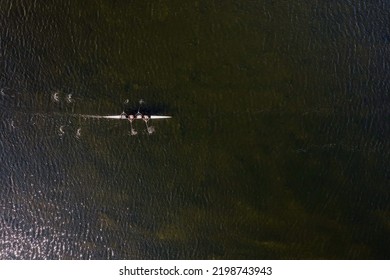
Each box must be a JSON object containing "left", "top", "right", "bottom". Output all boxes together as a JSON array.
[
  {"left": 149, "top": 116, "right": 172, "bottom": 119},
  {"left": 80, "top": 115, "right": 172, "bottom": 120}
]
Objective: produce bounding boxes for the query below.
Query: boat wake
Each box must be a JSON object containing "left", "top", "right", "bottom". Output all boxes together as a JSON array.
[{"left": 75, "top": 114, "right": 125, "bottom": 119}]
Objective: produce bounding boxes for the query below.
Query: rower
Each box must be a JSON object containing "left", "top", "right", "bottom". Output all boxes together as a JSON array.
[{"left": 127, "top": 114, "right": 134, "bottom": 122}]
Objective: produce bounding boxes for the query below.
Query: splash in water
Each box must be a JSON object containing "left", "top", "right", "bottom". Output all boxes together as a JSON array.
[
  {"left": 66, "top": 94, "right": 73, "bottom": 103},
  {"left": 52, "top": 92, "right": 60, "bottom": 102},
  {"left": 130, "top": 128, "right": 138, "bottom": 136},
  {"left": 147, "top": 126, "right": 155, "bottom": 135},
  {"left": 75, "top": 128, "right": 81, "bottom": 139},
  {"left": 58, "top": 125, "right": 65, "bottom": 136}
]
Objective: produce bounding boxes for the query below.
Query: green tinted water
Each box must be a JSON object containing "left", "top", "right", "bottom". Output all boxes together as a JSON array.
[{"left": 0, "top": 0, "right": 389, "bottom": 259}]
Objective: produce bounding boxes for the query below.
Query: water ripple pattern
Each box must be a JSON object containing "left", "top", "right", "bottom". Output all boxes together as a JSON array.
[{"left": 0, "top": 0, "right": 389, "bottom": 259}]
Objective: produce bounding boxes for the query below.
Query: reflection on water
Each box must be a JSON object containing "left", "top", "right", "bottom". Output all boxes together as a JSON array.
[{"left": 0, "top": 0, "right": 389, "bottom": 259}]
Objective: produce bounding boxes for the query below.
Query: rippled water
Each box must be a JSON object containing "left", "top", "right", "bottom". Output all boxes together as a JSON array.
[{"left": 0, "top": 0, "right": 389, "bottom": 259}]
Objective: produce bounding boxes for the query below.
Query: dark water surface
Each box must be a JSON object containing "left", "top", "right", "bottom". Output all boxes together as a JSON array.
[{"left": 0, "top": 0, "right": 389, "bottom": 259}]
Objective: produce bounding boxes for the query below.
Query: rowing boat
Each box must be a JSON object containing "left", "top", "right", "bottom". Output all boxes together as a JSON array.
[
  {"left": 78, "top": 99, "right": 171, "bottom": 135},
  {"left": 80, "top": 114, "right": 172, "bottom": 120},
  {"left": 100, "top": 114, "right": 172, "bottom": 120}
]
